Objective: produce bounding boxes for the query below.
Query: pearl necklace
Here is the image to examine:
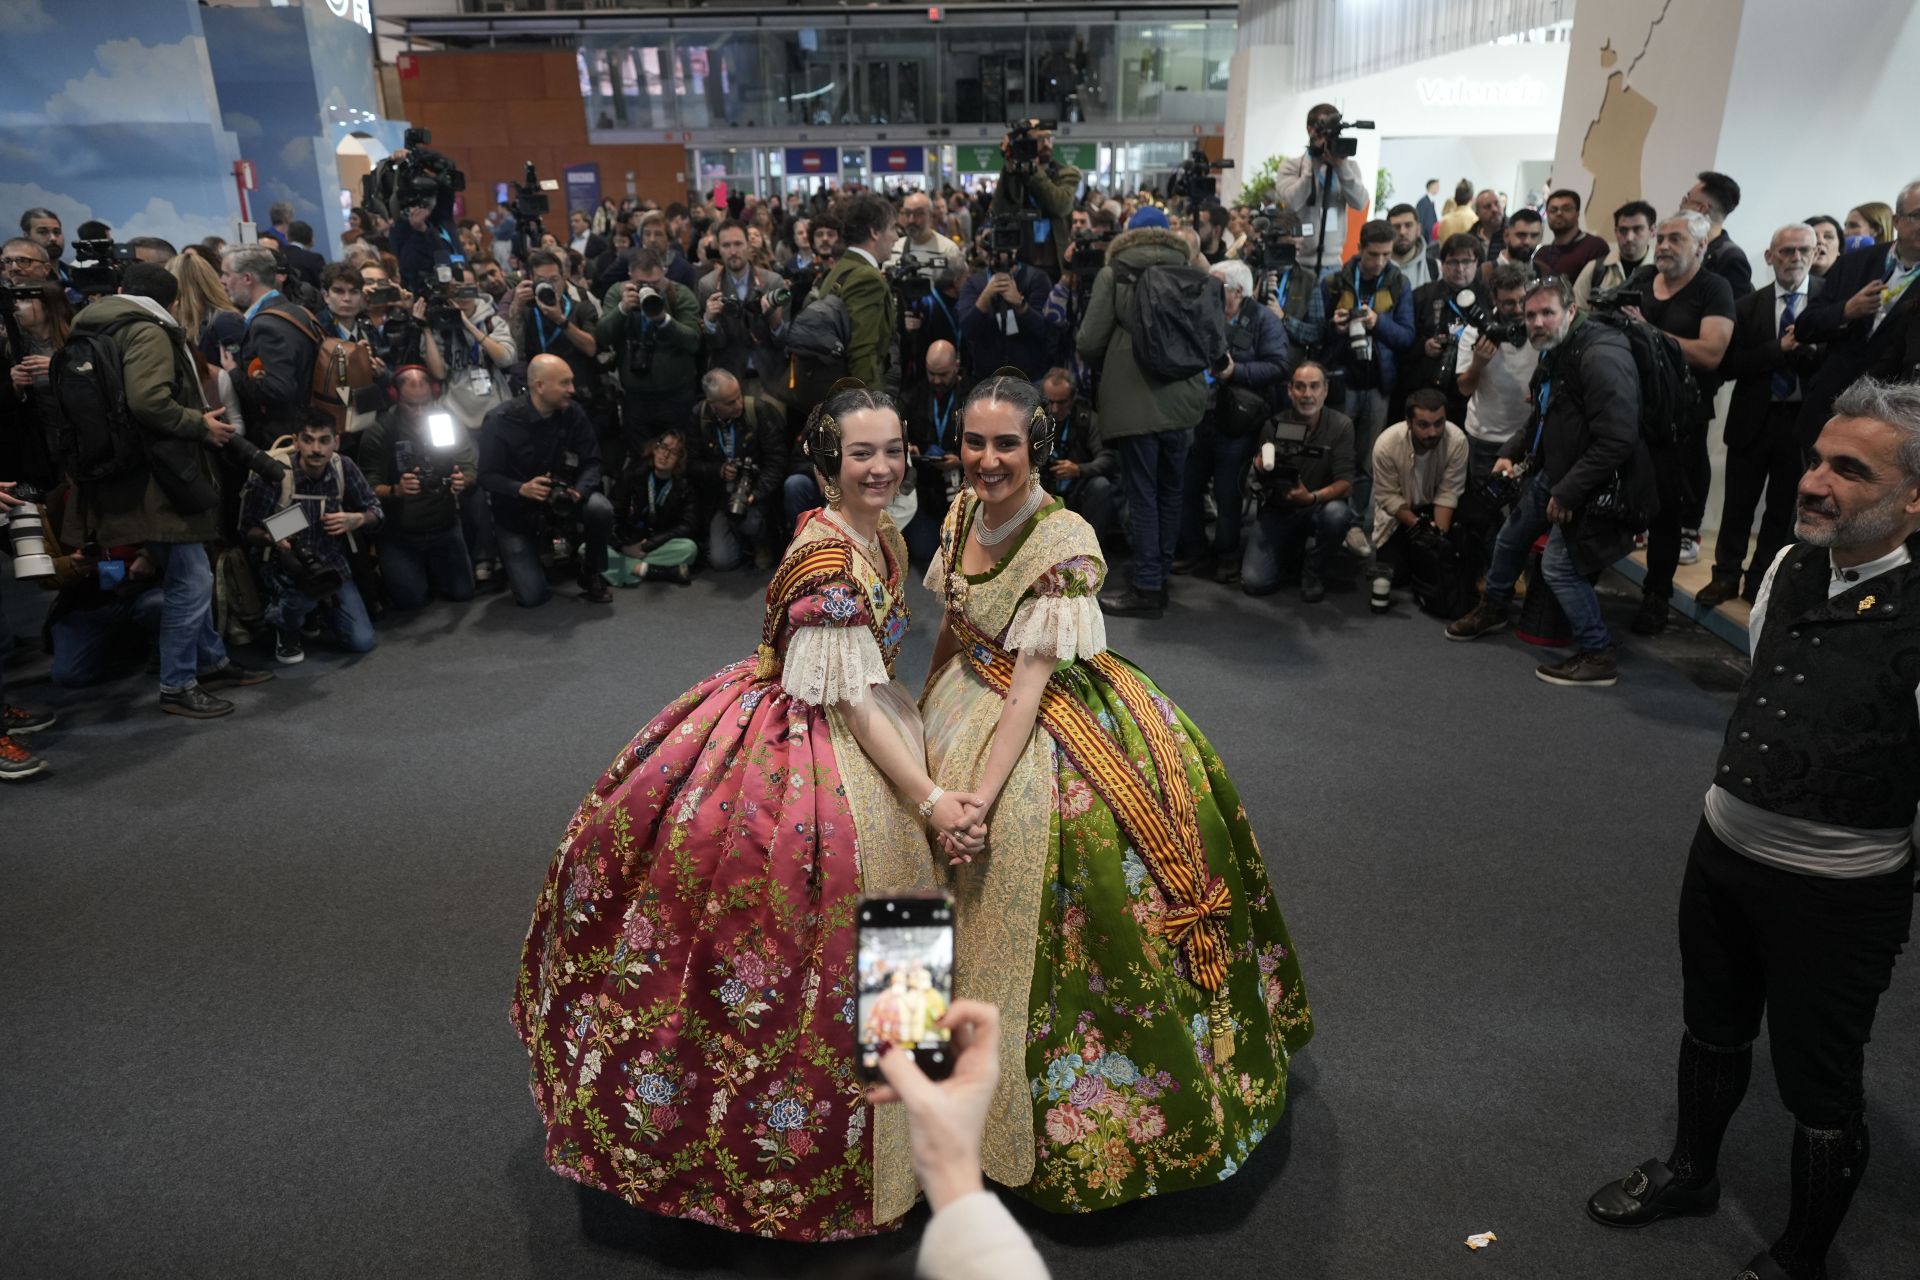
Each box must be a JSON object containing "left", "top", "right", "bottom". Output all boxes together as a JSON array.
[{"left": 975, "top": 485, "right": 1046, "bottom": 546}]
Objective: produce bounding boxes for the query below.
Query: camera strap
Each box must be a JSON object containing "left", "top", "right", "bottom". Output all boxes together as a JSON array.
[{"left": 532, "top": 296, "right": 572, "bottom": 352}]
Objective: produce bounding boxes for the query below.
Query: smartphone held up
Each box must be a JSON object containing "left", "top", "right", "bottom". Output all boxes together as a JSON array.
[{"left": 855, "top": 895, "right": 956, "bottom": 1083}]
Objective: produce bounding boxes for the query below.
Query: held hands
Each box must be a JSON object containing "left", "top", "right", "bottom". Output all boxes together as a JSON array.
[
  {"left": 864, "top": 999, "right": 1002, "bottom": 1213},
  {"left": 931, "top": 790, "right": 990, "bottom": 865}
]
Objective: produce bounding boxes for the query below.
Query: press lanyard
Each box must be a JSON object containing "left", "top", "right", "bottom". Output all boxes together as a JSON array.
[
  {"left": 533, "top": 295, "right": 572, "bottom": 352},
  {"left": 929, "top": 290, "right": 959, "bottom": 353},
  {"left": 1531, "top": 379, "right": 1552, "bottom": 453},
  {"left": 717, "top": 422, "right": 738, "bottom": 459},
  {"left": 648, "top": 474, "right": 670, "bottom": 516},
  {"left": 930, "top": 392, "right": 954, "bottom": 454}
]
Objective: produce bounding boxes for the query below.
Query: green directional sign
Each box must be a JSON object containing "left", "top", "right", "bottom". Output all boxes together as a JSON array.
[{"left": 957, "top": 140, "right": 1098, "bottom": 173}]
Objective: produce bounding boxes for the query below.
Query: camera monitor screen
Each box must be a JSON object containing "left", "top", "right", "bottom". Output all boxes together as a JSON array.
[{"left": 856, "top": 897, "right": 954, "bottom": 1078}]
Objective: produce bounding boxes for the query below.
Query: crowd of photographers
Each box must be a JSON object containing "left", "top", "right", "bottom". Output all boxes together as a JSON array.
[{"left": 3, "top": 109, "right": 1918, "bottom": 773}]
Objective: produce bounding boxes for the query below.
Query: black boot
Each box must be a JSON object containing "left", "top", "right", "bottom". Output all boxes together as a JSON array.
[
  {"left": 1762, "top": 1117, "right": 1868, "bottom": 1280},
  {"left": 1099, "top": 584, "right": 1164, "bottom": 618},
  {"left": 1632, "top": 588, "right": 1672, "bottom": 635}
]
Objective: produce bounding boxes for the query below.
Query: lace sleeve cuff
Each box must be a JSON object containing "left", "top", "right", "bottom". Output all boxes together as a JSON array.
[
  {"left": 922, "top": 549, "right": 947, "bottom": 595},
  {"left": 1004, "top": 594, "right": 1108, "bottom": 662},
  {"left": 781, "top": 624, "right": 890, "bottom": 707}
]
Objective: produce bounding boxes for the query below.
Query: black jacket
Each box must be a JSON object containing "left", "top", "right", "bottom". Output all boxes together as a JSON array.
[
  {"left": 1502, "top": 316, "right": 1655, "bottom": 573},
  {"left": 477, "top": 394, "right": 605, "bottom": 535},
  {"left": 236, "top": 296, "right": 320, "bottom": 444},
  {"left": 358, "top": 404, "right": 479, "bottom": 534},
  {"left": 613, "top": 466, "right": 700, "bottom": 548},
  {"left": 1796, "top": 242, "right": 1920, "bottom": 445},
  {"left": 1400, "top": 276, "right": 1488, "bottom": 423},
  {"left": 1704, "top": 231, "right": 1754, "bottom": 299},
  {"left": 1718, "top": 279, "right": 1827, "bottom": 449},
  {"left": 687, "top": 395, "right": 786, "bottom": 508},
  {"left": 388, "top": 188, "right": 461, "bottom": 295},
  {"left": 284, "top": 244, "right": 327, "bottom": 290}
]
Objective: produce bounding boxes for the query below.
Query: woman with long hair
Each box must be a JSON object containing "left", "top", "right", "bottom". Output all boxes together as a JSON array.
[
  {"left": 1845, "top": 201, "right": 1895, "bottom": 247},
  {"left": 514, "top": 382, "right": 985, "bottom": 1241},
  {"left": 166, "top": 251, "right": 244, "bottom": 366},
  {"left": 919, "top": 372, "right": 1313, "bottom": 1214}
]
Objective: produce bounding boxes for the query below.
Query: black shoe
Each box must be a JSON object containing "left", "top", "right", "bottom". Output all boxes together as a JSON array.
[
  {"left": 1631, "top": 590, "right": 1671, "bottom": 636},
  {"left": 582, "top": 578, "right": 613, "bottom": 604},
  {"left": 1214, "top": 563, "right": 1241, "bottom": 587},
  {"left": 1445, "top": 595, "right": 1511, "bottom": 641},
  {"left": 1730, "top": 1250, "right": 1793, "bottom": 1280},
  {"left": 1695, "top": 574, "right": 1742, "bottom": 609},
  {"left": 1586, "top": 1158, "right": 1720, "bottom": 1228},
  {"left": 1099, "top": 585, "right": 1164, "bottom": 619},
  {"left": 1171, "top": 555, "right": 1206, "bottom": 577},
  {"left": 1300, "top": 568, "right": 1326, "bottom": 604},
  {"left": 274, "top": 631, "right": 306, "bottom": 666},
  {"left": 3, "top": 705, "right": 56, "bottom": 737},
  {"left": 199, "top": 660, "right": 274, "bottom": 687},
  {"left": 160, "top": 685, "right": 235, "bottom": 719}
]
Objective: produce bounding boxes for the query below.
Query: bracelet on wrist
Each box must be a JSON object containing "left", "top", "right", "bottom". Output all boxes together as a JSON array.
[{"left": 917, "top": 786, "right": 945, "bottom": 822}]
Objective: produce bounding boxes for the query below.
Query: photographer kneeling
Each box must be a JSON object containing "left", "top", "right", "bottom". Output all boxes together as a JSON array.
[
  {"left": 1241, "top": 361, "right": 1356, "bottom": 603},
  {"left": 1447, "top": 276, "right": 1651, "bottom": 688},
  {"left": 480, "top": 354, "right": 614, "bottom": 607},
  {"left": 359, "top": 365, "right": 479, "bottom": 610},
  {"left": 1367, "top": 389, "right": 1469, "bottom": 615},
  {"left": 688, "top": 370, "right": 783, "bottom": 572},
  {"left": 240, "top": 412, "right": 382, "bottom": 664}
]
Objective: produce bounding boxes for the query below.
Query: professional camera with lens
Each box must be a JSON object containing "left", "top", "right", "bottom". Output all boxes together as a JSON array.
[
  {"left": 1244, "top": 208, "right": 1301, "bottom": 278},
  {"left": 69, "top": 239, "right": 133, "bottom": 297},
  {"left": 1251, "top": 420, "right": 1329, "bottom": 503},
  {"left": 1168, "top": 149, "right": 1234, "bottom": 206},
  {"left": 1478, "top": 454, "right": 1534, "bottom": 508},
  {"left": 1003, "top": 118, "right": 1059, "bottom": 177},
  {"left": 545, "top": 451, "right": 583, "bottom": 524},
  {"left": 726, "top": 456, "right": 760, "bottom": 519},
  {"left": 1452, "top": 290, "right": 1528, "bottom": 348},
  {"left": 1066, "top": 229, "right": 1110, "bottom": 282},
  {"left": 1310, "top": 112, "right": 1375, "bottom": 160},
  {"left": 1589, "top": 287, "right": 1644, "bottom": 315},
  {"left": 984, "top": 214, "right": 1033, "bottom": 273},
  {"left": 533, "top": 280, "right": 562, "bottom": 311},
  {"left": 0, "top": 483, "right": 56, "bottom": 581},
  {"left": 365, "top": 283, "right": 403, "bottom": 309},
  {"left": 393, "top": 439, "right": 453, "bottom": 493},
  {"left": 260, "top": 503, "right": 344, "bottom": 600},
  {"left": 226, "top": 434, "right": 290, "bottom": 485},
  {"left": 884, "top": 258, "right": 933, "bottom": 303}
]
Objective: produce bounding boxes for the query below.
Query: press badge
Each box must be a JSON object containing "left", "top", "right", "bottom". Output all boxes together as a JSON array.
[{"left": 468, "top": 368, "right": 492, "bottom": 397}]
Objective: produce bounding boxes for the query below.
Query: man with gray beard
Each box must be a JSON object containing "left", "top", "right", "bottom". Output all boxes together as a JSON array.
[{"left": 1586, "top": 377, "right": 1920, "bottom": 1280}]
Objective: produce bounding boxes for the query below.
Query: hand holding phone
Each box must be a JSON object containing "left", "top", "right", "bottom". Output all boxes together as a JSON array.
[
  {"left": 864, "top": 998, "right": 1002, "bottom": 1212},
  {"left": 855, "top": 896, "right": 956, "bottom": 1083}
]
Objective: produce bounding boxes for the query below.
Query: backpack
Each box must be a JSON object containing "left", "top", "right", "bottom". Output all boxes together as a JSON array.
[
  {"left": 49, "top": 313, "right": 158, "bottom": 484},
  {"left": 784, "top": 291, "right": 851, "bottom": 369},
  {"left": 266, "top": 435, "right": 362, "bottom": 554},
  {"left": 260, "top": 302, "right": 375, "bottom": 432},
  {"left": 1110, "top": 258, "right": 1227, "bottom": 382},
  {"left": 1574, "top": 309, "right": 1700, "bottom": 450},
  {"left": 1405, "top": 523, "right": 1476, "bottom": 620}
]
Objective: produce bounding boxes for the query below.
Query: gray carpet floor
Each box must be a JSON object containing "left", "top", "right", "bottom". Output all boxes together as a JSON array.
[{"left": 2, "top": 562, "right": 1915, "bottom": 1280}]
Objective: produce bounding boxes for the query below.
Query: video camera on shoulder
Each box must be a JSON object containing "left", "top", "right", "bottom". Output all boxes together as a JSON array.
[
  {"left": 366, "top": 127, "right": 465, "bottom": 219},
  {"left": 1589, "top": 286, "right": 1643, "bottom": 315},
  {"left": 1310, "top": 113, "right": 1374, "bottom": 160},
  {"left": 1004, "top": 118, "right": 1058, "bottom": 177},
  {"left": 1066, "top": 229, "right": 1111, "bottom": 282},
  {"left": 1168, "top": 149, "right": 1233, "bottom": 206},
  {"left": 70, "top": 239, "right": 134, "bottom": 297},
  {"left": 1243, "top": 207, "right": 1300, "bottom": 284},
  {"left": 884, "top": 257, "right": 933, "bottom": 303}
]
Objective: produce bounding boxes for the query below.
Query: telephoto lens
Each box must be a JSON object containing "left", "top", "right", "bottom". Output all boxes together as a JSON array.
[
  {"left": 1370, "top": 572, "right": 1392, "bottom": 615},
  {"left": 0, "top": 490, "right": 57, "bottom": 580}
]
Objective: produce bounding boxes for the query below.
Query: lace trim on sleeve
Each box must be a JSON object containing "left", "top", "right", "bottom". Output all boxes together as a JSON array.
[
  {"left": 781, "top": 624, "right": 890, "bottom": 707},
  {"left": 1004, "top": 594, "right": 1108, "bottom": 662},
  {"left": 922, "top": 547, "right": 947, "bottom": 594}
]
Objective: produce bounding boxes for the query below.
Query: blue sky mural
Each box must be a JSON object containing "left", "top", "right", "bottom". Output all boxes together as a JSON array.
[
  {"left": 0, "top": 0, "right": 242, "bottom": 249},
  {"left": 0, "top": 0, "right": 396, "bottom": 256}
]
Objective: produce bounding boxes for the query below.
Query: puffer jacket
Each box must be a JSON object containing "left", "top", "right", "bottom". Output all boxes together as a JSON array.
[
  {"left": 1075, "top": 226, "right": 1208, "bottom": 441},
  {"left": 65, "top": 295, "right": 222, "bottom": 546}
]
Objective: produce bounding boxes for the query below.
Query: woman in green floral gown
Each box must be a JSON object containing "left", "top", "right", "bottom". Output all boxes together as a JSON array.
[{"left": 919, "top": 374, "right": 1314, "bottom": 1213}]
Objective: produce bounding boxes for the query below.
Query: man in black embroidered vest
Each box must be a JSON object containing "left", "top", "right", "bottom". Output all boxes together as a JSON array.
[{"left": 1586, "top": 376, "right": 1920, "bottom": 1280}]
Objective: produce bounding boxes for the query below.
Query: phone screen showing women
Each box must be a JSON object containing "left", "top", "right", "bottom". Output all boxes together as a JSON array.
[{"left": 855, "top": 896, "right": 955, "bottom": 1080}]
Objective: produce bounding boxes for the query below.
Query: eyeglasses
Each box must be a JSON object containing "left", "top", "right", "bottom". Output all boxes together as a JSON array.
[
  {"left": 1896, "top": 208, "right": 1920, "bottom": 223},
  {"left": 1, "top": 255, "right": 46, "bottom": 269}
]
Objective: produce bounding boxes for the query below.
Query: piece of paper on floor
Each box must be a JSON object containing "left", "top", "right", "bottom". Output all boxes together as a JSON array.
[{"left": 1465, "top": 1230, "right": 1497, "bottom": 1250}]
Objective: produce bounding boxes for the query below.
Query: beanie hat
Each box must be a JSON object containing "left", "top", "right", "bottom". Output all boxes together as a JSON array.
[{"left": 1128, "top": 207, "right": 1170, "bottom": 231}]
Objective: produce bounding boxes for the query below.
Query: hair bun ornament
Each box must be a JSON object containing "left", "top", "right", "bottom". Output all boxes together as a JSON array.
[
  {"left": 827, "top": 376, "right": 869, "bottom": 395},
  {"left": 989, "top": 365, "right": 1028, "bottom": 383}
]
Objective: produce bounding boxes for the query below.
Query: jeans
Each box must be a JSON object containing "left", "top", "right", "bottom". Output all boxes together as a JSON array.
[
  {"left": 147, "top": 541, "right": 227, "bottom": 692},
  {"left": 1064, "top": 474, "right": 1118, "bottom": 546},
  {"left": 496, "top": 492, "right": 616, "bottom": 607},
  {"left": 1117, "top": 428, "right": 1192, "bottom": 592},
  {"left": 1177, "top": 426, "right": 1257, "bottom": 563},
  {"left": 379, "top": 523, "right": 475, "bottom": 610},
  {"left": 460, "top": 486, "right": 496, "bottom": 566},
  {"left": 1484, "top": 472, "right": 1613, "bottom": 653},
  {"left": 1241, "top": 499, "right": 1351, "bottom": 595},
  {"left": 705, "top": 504, "right": 768, "bottom": 571},
  {"left": 783, "top": 473, "right": 823, "bottom": 537},
  {"left": 1343, "top": 386, "right": 1390, "bottom": 535},
  {"left": 268, "top": 570, "right": 377, "bottom": 654},
  {"left": 51, "top": 588, "right": 165, "bottom": 687}
]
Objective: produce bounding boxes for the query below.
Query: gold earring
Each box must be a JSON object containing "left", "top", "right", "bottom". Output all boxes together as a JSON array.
[{"left": 823, "top": 478, "right": 843, "bottom": 503}]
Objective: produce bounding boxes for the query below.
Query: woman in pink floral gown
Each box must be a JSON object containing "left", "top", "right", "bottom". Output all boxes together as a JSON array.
[{"left": 512, "top": 387, "right": 984, "bottom": 1240}]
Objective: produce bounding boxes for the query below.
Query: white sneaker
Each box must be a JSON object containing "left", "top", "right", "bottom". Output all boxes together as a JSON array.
[
  {"left": 1342, "top": 527, "right": 1372, "bottom": 557},
  {"left": 474, "top": 560, "right": 494, "bottom": 583},
  {"left": 1678, "top": 529, "right": 1700, "bottom": 565}
]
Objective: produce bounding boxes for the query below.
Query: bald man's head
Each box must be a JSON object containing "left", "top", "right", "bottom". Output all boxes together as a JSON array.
[
  {"left": 926, "top": 340, "right": 958, "bottom": 391},
  {"left": 528, "top": 353, "right": 575, "bottom": 414}
]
